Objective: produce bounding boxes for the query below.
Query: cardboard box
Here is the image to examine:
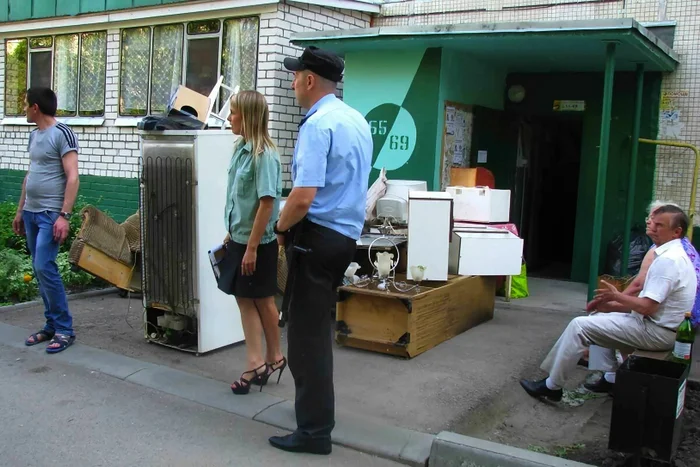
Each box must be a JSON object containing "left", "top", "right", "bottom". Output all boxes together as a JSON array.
[
  {"left": 168, "top": 85, "right": 211, "bottom": 124},
  {"left": 450, "top": 167, "right": 495, "bottom": 188}
]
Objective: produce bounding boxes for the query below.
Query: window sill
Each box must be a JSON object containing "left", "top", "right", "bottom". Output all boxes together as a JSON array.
[
  {"left": 0, "top": 117, "right": 105, "bottom": 126},
  {"left": 116, "top": 115, "right": 231, "bottom": 129},
  {"left": 58, "top": 117, "right": 105, "bottom": 126},
  {"left": 115, "top": 117, "right": 143, "bottom": 127},
  {"left": 0, "top": 117, "right": 33, "bottom": 126}
]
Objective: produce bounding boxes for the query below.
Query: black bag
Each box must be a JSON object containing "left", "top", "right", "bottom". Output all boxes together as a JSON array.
[
  {"left": 209, "top": 242, "right": 239, "bottom": 294},
  {"left": 137, "top": 108, "right": 206, "bottom": 131},
  {"left": 605, "top": 229, "right": 653, "bottom": 277}
]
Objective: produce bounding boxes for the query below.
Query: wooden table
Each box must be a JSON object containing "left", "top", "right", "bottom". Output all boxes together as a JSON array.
[{"left": 336, "top": 274, "right": 496, "bottom": 358}]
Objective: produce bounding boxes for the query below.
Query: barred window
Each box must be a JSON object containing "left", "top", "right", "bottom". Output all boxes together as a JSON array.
[
  {"left": 3, "top": 32, "right": 106, "bottom": 117},
  {"left": 119, "top": 17, "right": 258, "bottom": 117},
  {"left": 120, "top": 27, "right": 152, "bottom": 116}
]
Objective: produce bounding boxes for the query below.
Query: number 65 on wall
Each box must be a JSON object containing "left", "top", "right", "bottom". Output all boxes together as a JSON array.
[{"left": 369, "top": 120, "right": 387, "bottom": 135}]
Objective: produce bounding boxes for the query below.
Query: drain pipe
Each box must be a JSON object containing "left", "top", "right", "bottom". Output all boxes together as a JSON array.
[{"left": 638, "top": 138, "right": 700, "bottom": 241}]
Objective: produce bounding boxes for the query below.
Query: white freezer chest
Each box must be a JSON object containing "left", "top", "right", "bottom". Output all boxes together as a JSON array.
[
  {"left": 448, "top": 228, "right": 523, "bottom": 276},
  {"left": 446, "top": 186, "right": 511, "bottom": 223}
]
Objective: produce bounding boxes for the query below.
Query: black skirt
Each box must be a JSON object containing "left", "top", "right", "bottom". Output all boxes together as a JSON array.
[{"left": 219, "top": 240, "right": 279, "bottom": 299}]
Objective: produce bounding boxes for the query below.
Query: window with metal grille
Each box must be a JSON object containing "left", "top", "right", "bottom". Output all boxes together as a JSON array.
[
  {"left": 119, "top": 17, "right": 259, "bottom": 118},
  {"left": 4, "top": 32, "right": 107, "bottom": 117}
]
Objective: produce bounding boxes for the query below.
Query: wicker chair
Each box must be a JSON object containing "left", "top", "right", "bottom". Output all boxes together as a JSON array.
[{"left": 68, "top": 206, "right": 142, "bottom": 293}]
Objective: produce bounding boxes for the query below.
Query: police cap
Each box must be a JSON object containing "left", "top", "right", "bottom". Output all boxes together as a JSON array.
[{"left": 283, "top": 46, "right": 344, "bottom": 83}]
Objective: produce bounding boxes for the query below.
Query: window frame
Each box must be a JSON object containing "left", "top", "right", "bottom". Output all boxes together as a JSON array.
[
  {"left": 183, "top": 22, "right": 224, "bottom": 106},
  {"left": 76, "top": 31, "right": 108, "bottom": 118},
  {"left": 2, "top": 31, "right": 107, "bottom": 121},
  {"left": 118, "top": 16, "right": 259, "bottom": 122},
  {"left": 119, "top": 26, "right": 159, "bottom": 118},
  {"left": 28, "top": 39, "right": 53, "bottom": 90}
]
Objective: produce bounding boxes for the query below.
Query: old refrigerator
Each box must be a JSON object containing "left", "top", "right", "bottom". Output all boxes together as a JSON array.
[
  {"left": 407, "top": 191, "right": 453, "bottom": 281},
  {"left": 139, "top": 130, "right": 244, "bottom": 354}
]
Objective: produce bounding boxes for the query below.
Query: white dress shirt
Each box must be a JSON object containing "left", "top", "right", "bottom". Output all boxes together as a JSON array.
[{"left": 638, "top": 238, "right": 696, "bottom": 330}]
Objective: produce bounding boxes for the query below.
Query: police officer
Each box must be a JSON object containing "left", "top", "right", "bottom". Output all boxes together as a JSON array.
[{"left": 269, "top": 47, "right": 372, "bottom": 455}]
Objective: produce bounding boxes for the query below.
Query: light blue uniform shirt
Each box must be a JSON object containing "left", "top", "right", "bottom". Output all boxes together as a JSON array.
[
  {"left": 224, "top": 141, "right": 282, "bottom": 245},
  {"left": 292, "top": 94, "right": 372, "bottom": 240}
]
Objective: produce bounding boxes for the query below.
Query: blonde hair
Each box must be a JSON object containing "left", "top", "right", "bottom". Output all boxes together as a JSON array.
[{"left": 230, "top": 90, "right": 276, "bottom": 156}]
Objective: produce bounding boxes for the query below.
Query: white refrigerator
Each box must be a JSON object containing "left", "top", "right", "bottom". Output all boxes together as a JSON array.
[
  {"left": 407, "top": 191, "right": 454, "bottom": 281},
  {"left": 139, "top": 130, "right": 244, "bottom": 354}
]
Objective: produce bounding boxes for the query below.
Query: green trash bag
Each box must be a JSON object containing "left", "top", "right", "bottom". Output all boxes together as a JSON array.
[
  {"left": 497, "top": 263, "right": 529, "bottom": 299},
  {"left": 510, "top": 263, "right": 529, "bottom": 299}
]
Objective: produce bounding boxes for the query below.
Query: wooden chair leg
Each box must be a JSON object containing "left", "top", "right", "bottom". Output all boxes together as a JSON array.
[{"left": 505, "top": 275, "right": 513, "bottom": 302}]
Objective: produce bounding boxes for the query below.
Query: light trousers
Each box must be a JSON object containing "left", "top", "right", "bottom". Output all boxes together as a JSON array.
[{"left": 541, "top": 312, "right": 676, "bottom": 387}]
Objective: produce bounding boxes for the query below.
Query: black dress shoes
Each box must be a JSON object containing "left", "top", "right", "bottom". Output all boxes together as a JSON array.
[
  {"left": 519, "top": 378, "right": 563, "bottom": 402},
  {"left": 269, "top": 432, "right": 332, "bottom": 455},
  {"left": 584, "top": 376, "right": 614, "bottom": 394}
]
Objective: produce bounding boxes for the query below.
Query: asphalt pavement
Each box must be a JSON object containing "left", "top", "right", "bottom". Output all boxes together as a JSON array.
[{"left": 0, "top": 343, "right": 402, "bottom": 467}]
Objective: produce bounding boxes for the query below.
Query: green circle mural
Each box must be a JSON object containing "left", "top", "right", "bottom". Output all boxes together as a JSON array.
[{"left": 365, "top": 104, "right": 417, "bottom": 171}]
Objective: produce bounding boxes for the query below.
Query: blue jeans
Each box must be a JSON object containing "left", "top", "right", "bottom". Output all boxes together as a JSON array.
[{"left": 22, "top": 210, "right": 74, "bottom": 337}]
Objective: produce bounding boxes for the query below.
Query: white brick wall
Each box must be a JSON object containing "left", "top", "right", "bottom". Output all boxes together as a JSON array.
[
  {"left": 105, "top": 29, "right": 120, "bottom": 119},
  {"left": 0, "top": 2, "right": 371, "bottom": 188}
]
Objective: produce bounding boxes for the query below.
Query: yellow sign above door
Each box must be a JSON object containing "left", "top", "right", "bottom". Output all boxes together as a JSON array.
[{"left": 553, "top": 100, "right": 586, "bottom": 112}]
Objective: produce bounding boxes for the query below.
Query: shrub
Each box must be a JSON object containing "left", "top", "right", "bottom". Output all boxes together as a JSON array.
[
  {"left": 0, "top": 200, "right": 27, "bottom": 252},
  {"left": 0, "top": 250, "right": 101, "bottom": 304},
  {"left": 57, "top": 252, "right": 95, "bottom": 289},
  {"left": 0, "top": 249, "right": 37, "bottom": 304},
  {"left": 0, "top": 196, "right": 100, "bottom": 254},
  {"left": 0, "top": 196, "right": 110, "bottom": 304}
]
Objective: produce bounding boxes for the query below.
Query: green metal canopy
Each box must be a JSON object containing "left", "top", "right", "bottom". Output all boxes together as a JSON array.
[
  {"left": 291, "top": 18, "right": 678, "bottom": 72},
  {"left": 293, "top": 18, "right": 679, "bottom": 297}
]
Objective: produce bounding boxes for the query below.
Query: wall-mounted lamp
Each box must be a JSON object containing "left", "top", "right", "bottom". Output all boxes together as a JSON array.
[{"left": 507, "top": 84, "right": 526, "bottom": 103}]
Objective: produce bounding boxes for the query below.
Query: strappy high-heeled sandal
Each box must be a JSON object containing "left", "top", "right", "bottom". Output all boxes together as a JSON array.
[
  {"left": 260, "top": 356, "right": 287, "bottom": 386},
  {"left": 230, "top": 363, "right": 267, "bottom": 395}
]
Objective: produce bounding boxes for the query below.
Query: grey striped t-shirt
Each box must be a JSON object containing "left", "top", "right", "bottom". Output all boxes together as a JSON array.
[{"left": 24, "top": 122, "right": 79, "bottom": 213}]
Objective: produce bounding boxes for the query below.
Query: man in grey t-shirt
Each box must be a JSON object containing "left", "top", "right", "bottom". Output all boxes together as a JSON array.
[{"left": 12, "top": 87, "right": 80, "bottom": 353}]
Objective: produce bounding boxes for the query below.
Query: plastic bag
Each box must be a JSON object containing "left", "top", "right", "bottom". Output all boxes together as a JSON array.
[
  {"left": 510, "top": 263, "right": 529, "bottom": 299},
  {"left": 497, "top": 263, "right": 529, "bottom": 299},
  {"left": 137, "top": 108, "right": 206, "bottom": 131},
  {"left": 365, "top": 167, "right": 388, "bottom": 221},
  {"left": 605, "top": 229, "right": 652, "bottom": 277}
]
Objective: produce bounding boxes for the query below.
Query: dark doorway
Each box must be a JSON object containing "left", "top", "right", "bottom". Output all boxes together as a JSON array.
[
  {"left": 469, "top": 107, "right": 583, "bottom": 280},
  {"left": 517, "top": 116, "right": 583, "bottom": 279}
]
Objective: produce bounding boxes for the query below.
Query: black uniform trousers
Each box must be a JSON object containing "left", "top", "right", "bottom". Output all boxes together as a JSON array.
[{"left": 284, "top": 219, "right": 356, "bottom": 440}]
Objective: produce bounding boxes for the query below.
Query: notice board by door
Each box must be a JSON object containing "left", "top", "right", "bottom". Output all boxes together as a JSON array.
[{"left": 440, "top": 101, "right": 474, "bottom": 190}]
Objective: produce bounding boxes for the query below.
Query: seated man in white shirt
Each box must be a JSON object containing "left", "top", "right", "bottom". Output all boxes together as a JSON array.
[{"left": 520, "top": 205, "right": 696, "bottom": 401}]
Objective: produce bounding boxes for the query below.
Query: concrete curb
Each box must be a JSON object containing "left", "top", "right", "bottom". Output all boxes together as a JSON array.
[
  {"left": 0, "top": 287, "right": 119, "bottom": 312},
  {"left": 0, "top": 321, "right": 432, "bottom": 466},
  {"left": 429, "top": 432, "right": 596, "bottom": 467}
]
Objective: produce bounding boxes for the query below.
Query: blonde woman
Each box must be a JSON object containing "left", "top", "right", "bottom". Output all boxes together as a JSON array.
[{"left": 223, "top": 90, "right": 286, "bottom": 395}]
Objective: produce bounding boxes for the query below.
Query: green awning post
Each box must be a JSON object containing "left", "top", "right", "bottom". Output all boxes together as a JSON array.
[
  {"left": 620, "top": 63, "right": 645, "bottom": 276},
  {"left": 588, "top": 41, "right": 618, "bottom": 301}
]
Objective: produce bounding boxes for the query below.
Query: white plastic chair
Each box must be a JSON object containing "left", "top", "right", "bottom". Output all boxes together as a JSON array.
[{"left": 207, "top": 76, "right": 239, "bottom": 128}]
